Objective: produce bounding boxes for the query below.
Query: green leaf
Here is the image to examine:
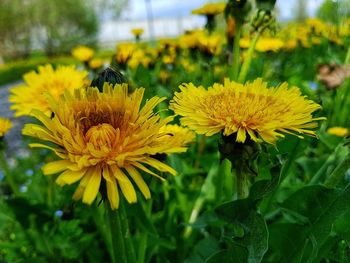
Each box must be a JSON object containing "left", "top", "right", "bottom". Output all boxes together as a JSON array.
[
  {"left": 215, "top": 201, "right": 268, "bottom": 263},
  {"left": 206, "top": 247, "right": 247, "bottom": 263},
  {"left": 249, "top": 166, "right": 280, "bottom": 201},
  {"left": 268, "top": 184, "right": 350, "bottom": 262},
  {"left": 184, "top": 236, "right": 220, "bottom": 263}
]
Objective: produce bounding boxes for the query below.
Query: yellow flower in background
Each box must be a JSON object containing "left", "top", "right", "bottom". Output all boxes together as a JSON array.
[
  {"left": 179, "top": 31, "right": 202, "bottom": 49},
  {"left": 89, "top": 58, "right": 104, "bottom": 69},
  {"left": 72, "top": 46, "right": 94, "bottom": 62},
  {"left": 9, "top": 65, "right": 88, "bottom": 117},
  {"left": 131, "top": 28, "right": 144, "bottom": 37},
  {"left": 23, "top": 84, "right": 192, "bottom": 209},
  {"left": 170, "top": 78, "right": 324, "bottom": 144},
  {"left": 256, "top": 38, "right": 284, "bottom": 52},
  {"left": 284, "top": 39, "right": 298, "bottom": 50},
  {"left": 162, "top": 54, "right": 176, "bottom": 64},
  {"left": 0, "top": 117, "right": 12, "bottom": 137},
  {"left": 192, "top": 2, "right": 226, "bottom": 16},
  {"left": 198, "top": 33, "right": 223, "bottom": 55},
  {"left": 180, "top": 59, "right": 196, "bottom": 72},
  {"left": 159, "top": 70, "right": 170, "bottom": 83},
  {"left": 116, "top": 42, "right": 136, "bottom": 65},
  {"left": 241, "top": 38, "right": 284, "bottom": 52},
  {"left": 127, "top": 49, "right": 151, "bottom": 69},
  {"left": 327, "top": 127, "right": 349, "bottom": 137},
  {"left": 239, "top": 38, "right": 251, "bottom": 49},
  {"left": 159, "top": 125, "right": 196, "bottom": 152}
]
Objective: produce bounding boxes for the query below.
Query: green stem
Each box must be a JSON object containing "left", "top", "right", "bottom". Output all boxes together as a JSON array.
[
  {"left": 308, "top": 144, "right": 342, "bottom": 185},
  {"left": 183, "top": 197, "right": 205, "bottom": 239},
  {"left": 237, "top": 31, "right": 261, "bottom": 83},
  {"left": 105, "top": 201, "right": 127, "bottom": 263},
  {"left": 0, "top": 150, "right": 18, "bottom": 195},
  {"left": 325, "top": 153, "right": 350, "bottom": 188},
  {"left": 137, "top": 201, "right": 152, "bottom": 263},
  {"left": 120, "top": 199, "right": 137, "bottom": 263},
  {"left": 345, "top": 44, "right": 350, "bottom": 64},
  {"left": 236, "top": 165, "right": 249, "bottom": 199},
  {"left": 231, "top": 21, "right": 242, "bottom": 81}
]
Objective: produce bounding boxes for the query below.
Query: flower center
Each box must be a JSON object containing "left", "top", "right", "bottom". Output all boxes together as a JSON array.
[{"left": 85, "top": 123, "right": 117, "bottom": 150}]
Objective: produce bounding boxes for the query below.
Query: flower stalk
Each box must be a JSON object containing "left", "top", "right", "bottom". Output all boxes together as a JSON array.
[
  {"left": 236, "top": 165, "right": 249, "bottom": 199},
  {"left": 238, "top": 31, "right": 261, "bottom": 83},
  {"left": 105, "top": 201, "right": 128, "bottom": 263},
  {"left": 231, "top": 21, "right": 242, "bottom": 81},
  {"left": 325, "top": 153, "right": 350, "bottom": 188}
]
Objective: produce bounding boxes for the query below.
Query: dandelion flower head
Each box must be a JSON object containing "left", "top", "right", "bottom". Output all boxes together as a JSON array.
[
  {"left": 23, "top": 84, "right": 193, "bottom": 209},
  {"left": 9, "top": 64, "right": 87, "bottom": 117},
  {"left": 170, "top": 78, "right": 324, "bottom": 144},
  {"left": 72, "top": 45, "right": 94, "bottom": 62},
  {"left": 0, "top": 117, "right": 12, "bottom": 138}
]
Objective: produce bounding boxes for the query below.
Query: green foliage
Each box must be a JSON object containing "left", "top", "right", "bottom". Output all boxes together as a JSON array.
[
  {"left": 33, "top": 0, "right": 98, "bottom": 56},
  {"left": 317, "top": 0, "right": 350, "bottom": 24},
  {"left": 0, "top": 0, "right": 98, "bottom": 59},
  {"left": 0, "top": 56, "right": 77, "bottom": 86}
]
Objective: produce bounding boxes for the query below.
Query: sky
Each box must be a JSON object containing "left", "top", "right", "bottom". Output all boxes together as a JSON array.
[
  {"left": 120, "top": 0, "right": 326, "bottom": 21},
  {"left": 99, "top": 0, "right": 326, "bottom": 44}
]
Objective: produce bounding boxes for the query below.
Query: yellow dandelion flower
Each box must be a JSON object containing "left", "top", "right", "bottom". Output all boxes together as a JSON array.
[
  {"left": 23, "top": 84, "right": 192, "bottom": 209},
  {"left": 127, "top": 50, "right": 151, "bottom": 69},
  {"left": 159, "top": 125, "right": 196, "bottom": 152},
  {"left": 198, "top": 33, "right": 223, "bottom": 55},
  {"left": 284, "top": 39, "right": 297, "bottom": 50},
  {"left": 116, "top": 42, "right": 136, "bottom": 65},
  {"left": 9, "top": 65, "right": 87, "bottom": 116},
  {"left": 170, "top": 78, "right": 325, "bottom": 144},
  {"left": 162, "top": 55, "right": 175, "bottom": 64},
  {"left": 159, "top": 70, "right": 170, "bottom": 83},
  {"left": 89, "top": 58, "right": 104, "bottom": 69},
  {"left": 241, "top": 38, "right": 284, "bottom": 52},
  {"left": 131, "top": 28, "right": 144, "bottom": 37},
  {"left": 179, "top": 31, "right": 202, "bottom": 49},
  {"left": 0, "top": 117, "right": 12, "bottom": 137},
  {"left": 192, "top": 2, "right": 226, "bottom": 16},
  {"left": 71, "top": 45, "right": 94, "bottom": 62},
  {"left": 255, "top": 38, "right": 284, "bottom": 52},
  {"left": 9, "top": 64, "right": 87, "bottom": 117},
  {"left": 327, "top": 127, "right": 349, "bottom": 137}
]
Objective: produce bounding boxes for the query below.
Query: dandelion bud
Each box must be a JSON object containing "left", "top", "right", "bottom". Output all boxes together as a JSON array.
[
  {"left": 91, "top": 66, "right": 126, "bottom": 92},
  {"left": 256, "top": 0, "right": 276, "bottom": 12},
  {"left": 225, "top": 0, "right": 251, "bottom": 24}
]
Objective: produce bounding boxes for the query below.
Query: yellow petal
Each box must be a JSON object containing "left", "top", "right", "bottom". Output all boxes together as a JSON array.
[
  {"left": 141, "top": 158, "right": 177, "bottom": 176},
  {"left": 125, "top": 165, "right": 151, "bottom": 199},
  {"left": 236, "top": 127, "right": 246, "bottom": 143},
  {"left": 72, "top": 173, "right": 91, "bottom": 201},
  {"left": 82, "top": 167, "right": 102, "bottom": 205},
  {"left": 42, "top": 160, "right": 73, "bottom": 175},
  {"left": 55, "top": 168, "right": 87, "bottom": 186},
  {"left": 112, "top": 166, "right": 137, "bottom": 203},
  {"left": 107, "top": 179, "right": 120, "bottom": 210}
]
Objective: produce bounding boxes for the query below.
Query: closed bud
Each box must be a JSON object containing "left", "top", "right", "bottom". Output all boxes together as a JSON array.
[
  {"left": 256, "top": 0, "right": 276, "bottom": 12},
  {"left": 225, "top": 0, "right": 252, "bottom": 24},
  {"left": 91, "top": 66, "right": 126, "bottom": 92}
]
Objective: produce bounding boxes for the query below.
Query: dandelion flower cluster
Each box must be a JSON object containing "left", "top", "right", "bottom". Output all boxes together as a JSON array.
[
  {"left": 89, "top": 58, "right": 104, "bottom": 69},
  {"left": 9, "top": 64, "right": 87, "bottom": 117},
  {"left": 170, "top": 78, "right": 324, "bottom": 144},
  {"left": 327, "top": 127, "right": 349, "bottom": 137},
  {"left": 0, "top": 117, "right": 12, "bottom": 138},
  {"left": 131, "top": 28, "right": 144, "bottom": 37},
  {"left": 72, "top": 45, "right": 94, "bottom": 62},
  {"left": 192, "top": 2, "right": 226, "bottom": 16},
  {"left": 23, "top": 84, "right": 193, "bottom": 209}
]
